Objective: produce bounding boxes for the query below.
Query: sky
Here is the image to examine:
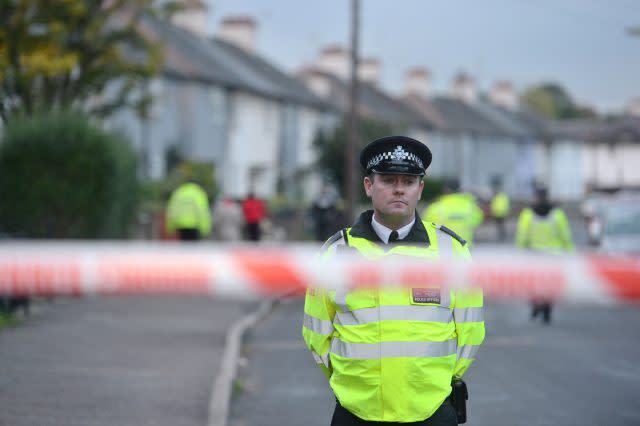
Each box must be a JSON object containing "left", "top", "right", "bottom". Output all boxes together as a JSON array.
[{"left": 207, "top": 0, "right": 640, "bottom": 114}]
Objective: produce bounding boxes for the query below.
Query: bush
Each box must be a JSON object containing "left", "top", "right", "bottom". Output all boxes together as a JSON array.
[{"left": 0, "top": 110, "right": 139, "bottom": 238}]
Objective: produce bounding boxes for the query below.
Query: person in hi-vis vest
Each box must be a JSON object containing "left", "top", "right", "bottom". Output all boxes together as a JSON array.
[
  {"left": 303, "top": 136, "right": 485, "bottom": 425},
  {"left": 516, "top": 185, "right": 573, "bottom": 324},
  {"left": 165, "top": 181, "right": 211, "bottom": 241},
  {"left": 422, "top": 178, "right": 484, "bottom": 246},
  {"left": 490, "top": 177, "right": 510, "bottom": 242}
]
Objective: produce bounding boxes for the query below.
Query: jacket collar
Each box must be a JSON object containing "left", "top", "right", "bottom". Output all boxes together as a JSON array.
[{"left": 349, "top": 210, "right": 430, "bottom": 246}]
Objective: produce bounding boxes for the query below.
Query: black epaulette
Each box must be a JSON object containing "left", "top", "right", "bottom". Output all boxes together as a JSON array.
[
  {"left": 438, "top": 225, "right": 467, "bottom": 247},
  {"left": 320, "top": 229, "right": 345, "bottom": 252}
]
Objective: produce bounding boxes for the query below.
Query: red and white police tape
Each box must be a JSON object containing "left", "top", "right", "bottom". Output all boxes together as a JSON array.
[{"left": 0, "top": 242, "right": 638, "bottom": 304}]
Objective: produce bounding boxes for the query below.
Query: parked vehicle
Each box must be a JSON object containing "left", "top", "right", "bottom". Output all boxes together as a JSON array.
[{"left": 592, "top": 198, "right": 640, "bottom": 255}]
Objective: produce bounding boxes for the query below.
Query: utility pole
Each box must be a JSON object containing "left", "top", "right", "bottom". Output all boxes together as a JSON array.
[
  {"left": 345, "top": 0, "right": 360, "bottom": 222},
  {"left": 140, "top": 80, "right": 151, "bottom": 180}
]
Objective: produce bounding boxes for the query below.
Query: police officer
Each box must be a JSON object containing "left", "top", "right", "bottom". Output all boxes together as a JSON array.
[
  {"left": 422, "top": 178, "right": 484, "bottom": 246},
  {"left": 516, "top": 185, "right": 573, "bottom": 324},
  {"left": 489, "top": 177, "right": 510, "bottom": 242},
  {"left": 302, "top": 136, "right": 485, "bottom": 425},
  {"left": 165, "top": 181, "right": 211, "bottom": 241}
]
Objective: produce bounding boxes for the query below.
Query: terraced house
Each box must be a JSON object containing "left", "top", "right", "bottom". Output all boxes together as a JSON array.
[
  {"left": 104, "top": 4, "right": 639, "bottom": 205},
  {"left": 107, "top": 10, "right": 337, "bottom": 199}
]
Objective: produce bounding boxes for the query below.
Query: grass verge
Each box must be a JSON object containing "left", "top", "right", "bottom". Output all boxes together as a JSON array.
[{"left": 0, "top": 313, "right": 17, "bottom": 329}]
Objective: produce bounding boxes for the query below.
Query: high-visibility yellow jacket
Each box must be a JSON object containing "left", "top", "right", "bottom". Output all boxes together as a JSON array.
[
  {"left": 165, "top": 182, "right": 211, "bottom": 236},
  {"left": 515, "top": 207, "right": 573, "bottom": 253},
  {"left": 490, "top": 192, "right": 510, "bottom": 219},
  {"left": 422, "top": 193, "right": 484, "bottom": 245},
  {"left": 302, "top": 210, "right": 485, "bottom": 423}
]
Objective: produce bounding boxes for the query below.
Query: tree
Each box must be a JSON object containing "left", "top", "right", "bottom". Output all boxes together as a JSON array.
[
  {"left": 0, "top": 0, "right": 185, "bottom": 122},
  {"left": 520, "top": 83, "right": 596, "bottom": 120},
  {"left": 314, "top": 117, "right": 403, "bottom": 200}
]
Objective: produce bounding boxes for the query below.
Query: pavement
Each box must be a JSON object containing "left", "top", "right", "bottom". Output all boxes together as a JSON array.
[
  {"left": 228, "top": 298, "right": 332, "bottom": 426},
  {"left": 0, "top": 295, "right": 258, "bottom": 426}
]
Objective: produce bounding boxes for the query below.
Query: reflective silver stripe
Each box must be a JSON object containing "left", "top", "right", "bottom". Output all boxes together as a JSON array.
[
  {"left": 312, "top": 351, "right": 331, "bottom": 368},
  {"left": 457, "top": 344, "right": 480, "bottom": 360},
  {"left": 303, "top": 313, "right": 334, "bottom": 335},
  {"left": 453, "top": 307, "right": 484, "bottom": 323},
  {"left": 439, "top": 289, "right": 451, "bottom": 308},
  {"left": 331, "top": 338, "right": 457, "bottom": 359},
  {"left": 436, "top": 227, "right": 454, "bottom": 259},
  {"left": 335, "top": 305, "right": 452, "bottom": 326},
  {"left": 334, "top": 289, "right": 348, "bottom": 312},
  {"left": 531, "top": 213, "right": 555, "bottom": 224}
]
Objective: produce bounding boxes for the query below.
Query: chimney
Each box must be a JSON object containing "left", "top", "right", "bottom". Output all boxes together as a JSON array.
[
  {"left": 316, "top": 45, "right": 350, "bottom": 80},
  {"left": 171, "top": 0, "right": 209, "bottom": 38},
  {"left": 404, "top": 67, "right": 431, "bottom": 98},
  {"left": 488, "top": 80, "right": 518, "bottom": 110},
  {"left": 626, "top": 97, "right": 640, "bottom": 116},
  {"left": 297, "top": 66, "right": 332, "bottom": 98},
  {"left": 451, "top": 72, "right": 476, "bottom": 103},
  {"left": 358, "top": 57, "right": 381, "bottom": 86},
  {"left": 216, "top": 16, "right": 257, "bottom": 53}
]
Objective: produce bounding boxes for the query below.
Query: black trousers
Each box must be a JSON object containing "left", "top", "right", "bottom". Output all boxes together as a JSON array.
[
  {"left": 495, "top": 217, "right": 506, "bottom": 242},
  {"left": 246, "top": 222, "right": 261, "bottom": 241},
  {"left": 178, "top": 228, "right": 200, "bottom": 241},
  {"left": 331, "top": 399, "right": 457, "bottom": 426},
  {"left": 531, "top": 301, "right": 552, "bottom": 323}
]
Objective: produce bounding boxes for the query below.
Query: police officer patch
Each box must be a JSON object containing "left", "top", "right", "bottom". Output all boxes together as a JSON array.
[{"left": 412, "top": 287, "right": 441, "bottom": 304}]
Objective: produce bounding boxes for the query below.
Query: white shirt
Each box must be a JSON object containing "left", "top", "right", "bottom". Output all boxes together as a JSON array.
[{"left": 371, "top": 215, "right": 415, "bottom": 244}]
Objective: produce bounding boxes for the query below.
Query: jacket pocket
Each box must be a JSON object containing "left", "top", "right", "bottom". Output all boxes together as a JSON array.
[{"left": 334, "top": 288, "right": 377, "bottom": 312}]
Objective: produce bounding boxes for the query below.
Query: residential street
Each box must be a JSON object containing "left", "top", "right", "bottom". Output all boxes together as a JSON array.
[{"left": 2, "top": 2, "right": 638, "bottom": 425}]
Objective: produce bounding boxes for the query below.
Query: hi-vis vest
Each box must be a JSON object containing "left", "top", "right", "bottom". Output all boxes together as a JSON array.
[
  {"left": 165, "top": 182, "right": 211, "bottom": 236},
  {"left": 422, "top": 193, "right": 484, "bottom": 245},
  {"left": 302, "top": 212, "right": 485, "bottom": 423},
  {"left": 516, "top": 207, "right": 574, "bottom": 254},
  {"left": 490, "top": 192, "right": 510, "bottom": 218}
]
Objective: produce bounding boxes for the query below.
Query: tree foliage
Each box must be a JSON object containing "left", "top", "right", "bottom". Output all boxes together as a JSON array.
[
  {"left": 0, "top": 0, "right": 186, "bottom": 122},
  {"left": 314, "top": 117, "right": 401, "bottom": 194},
  {"left": 520, "top": 83, "right": 597, "bottom": 120},
  {"left": 0, "top": 110, "right": 139, "bottom": 238},
  {"left": 314, "top": 117, "right": 446, "bottom": 203}
]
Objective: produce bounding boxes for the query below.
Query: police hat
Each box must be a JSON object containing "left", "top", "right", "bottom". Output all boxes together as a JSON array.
[{"left": 360, "top": 136, "right": 432, "bottom": 176}]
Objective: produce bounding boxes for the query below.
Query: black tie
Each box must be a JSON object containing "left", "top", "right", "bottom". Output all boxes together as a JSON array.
[{"left": 388, "top": 230, "right": 399, "bottom": 243}]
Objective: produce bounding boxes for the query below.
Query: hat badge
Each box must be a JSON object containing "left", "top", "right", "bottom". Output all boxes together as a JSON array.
[{"left": 392, "top": 146, "right": 408, "bottom": 161}]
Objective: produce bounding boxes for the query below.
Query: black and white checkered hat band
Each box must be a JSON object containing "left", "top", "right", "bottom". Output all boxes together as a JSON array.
[{"left": 366, "top": 145, "right": 424, "bottom": 170}]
